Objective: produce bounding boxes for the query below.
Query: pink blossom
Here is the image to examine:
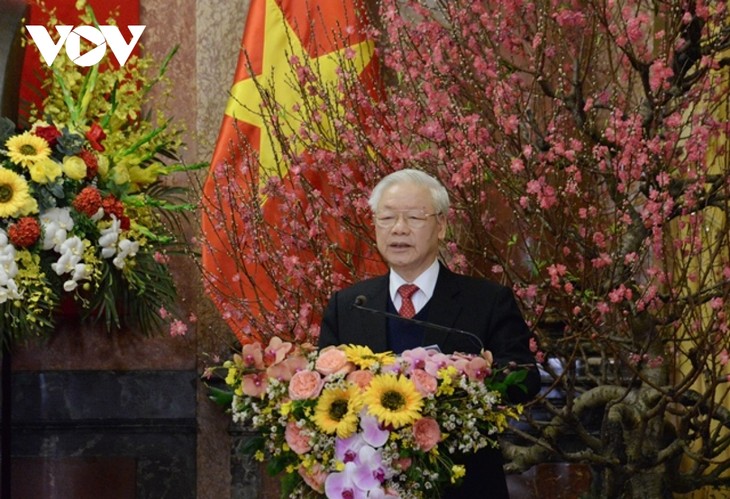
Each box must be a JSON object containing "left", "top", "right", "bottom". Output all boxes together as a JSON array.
[
  {"left": 719, "top": 350, "right": 729, "bottom": 367},
  {"left": 153, "top": 251, "right": 170, "bottom": 264},
  {"left": 547, "top": 263, "right": 567, "bottom": 288},
  {"left": 649, "top": 60, "right": 674, "bottom": 92},
  {"left": 169, "top": 320, "right": 187, "bottom": 337}
]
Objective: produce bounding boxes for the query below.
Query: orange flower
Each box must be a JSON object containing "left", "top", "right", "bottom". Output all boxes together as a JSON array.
[
  {"left": 102, "top": 194, "right": 125, "bottom": 219},
  {"left": 72, "top": 186, "right": 103, "bottom": 217},
  {"left": 8, "top": 217, "right": 41, "bottom": 248}
]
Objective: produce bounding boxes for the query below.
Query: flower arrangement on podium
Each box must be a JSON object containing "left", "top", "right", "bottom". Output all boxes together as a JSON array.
[
  {"left": 0, "top": 4, "right": 204, "bottom": 345},
  {"left": 216, "top": 337, "right": 524, "bottom": 498}
]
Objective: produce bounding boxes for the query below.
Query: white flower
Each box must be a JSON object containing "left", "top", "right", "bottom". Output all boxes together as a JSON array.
[
  {"left": 51, "top": 236, "right": 85, "bottom": 275},
  {"left": 99, "top": 216, "right": 138, "bottom": 269},
  {"left": 0, "top": 279, "right": 20, "bottom": 303},
  {"left": 99, "top": 216, "right": 121, "bottom": 258},
  {"left": 112, "top": 238, "right": 139, "bottom": 269},
  {"left": 0, "top": 230, "right": 21, "bottom": 303},
  {"left": 41, "top": 207, "right": 75, "bottom": 251}
]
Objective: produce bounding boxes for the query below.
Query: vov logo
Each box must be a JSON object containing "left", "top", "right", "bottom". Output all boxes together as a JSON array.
[{"left": 26, "top": 25, "right": 146, "bottom": 67}]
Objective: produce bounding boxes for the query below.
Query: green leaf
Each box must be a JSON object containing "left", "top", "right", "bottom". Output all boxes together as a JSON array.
[{"left": 207, "top": 385, "right": 234, "bottom": 407}]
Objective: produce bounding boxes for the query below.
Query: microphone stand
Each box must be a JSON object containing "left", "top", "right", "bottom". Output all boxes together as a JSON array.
[{"left": 352, "top": 298, "right": 485, "bottom": 351}]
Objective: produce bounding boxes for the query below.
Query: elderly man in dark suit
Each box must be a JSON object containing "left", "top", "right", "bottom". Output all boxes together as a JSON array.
[{"left": 319, "top": 168, "right": 540, "bottom": 498}]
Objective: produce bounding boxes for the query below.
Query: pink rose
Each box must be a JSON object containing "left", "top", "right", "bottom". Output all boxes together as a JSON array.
[
  {"left": 285, "top": 421, "right": 312, "bottom": 454},
  {"left": 315, "top": 346, "right": 353, "bottom": 376},
  {"left": 410, "top": 369, "right": 438, "bottom": 396},
  {"left": 298, "top": 463, "right": 327, "bottom": 493},
  {"left": 412, "top": 417, "right": 441, "bottom": 452},
  {"left": 240, "top": 372, "right": 268, "bottom": 398},
  {"left": 288, "top": 370, "right": 324, "bottom": 400},
  {"left": 346, "top": 370, "right": 374, "bottom": 389}
]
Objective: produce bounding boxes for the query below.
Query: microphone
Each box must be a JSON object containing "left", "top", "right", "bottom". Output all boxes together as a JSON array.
[{"left": 352, "top": 295, "right": 484, "bottom": 351}]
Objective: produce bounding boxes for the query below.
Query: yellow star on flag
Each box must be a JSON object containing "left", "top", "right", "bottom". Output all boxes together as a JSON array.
[{"left": 224, "top": 0, "right": 374, "bottom": 179}]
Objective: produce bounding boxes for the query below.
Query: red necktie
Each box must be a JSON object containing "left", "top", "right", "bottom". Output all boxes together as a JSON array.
[{"left": 398, "top": 284, "right": 419, "bottom": 319}]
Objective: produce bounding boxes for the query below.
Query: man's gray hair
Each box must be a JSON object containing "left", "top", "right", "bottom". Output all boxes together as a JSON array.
[{"left": 368, "top": 169, "right": 450, "bottom": 214}]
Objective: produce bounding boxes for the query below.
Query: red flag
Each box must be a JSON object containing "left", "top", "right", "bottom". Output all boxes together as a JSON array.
[{"left": 201, "top": 0, "right": 382, "bottom": 343}]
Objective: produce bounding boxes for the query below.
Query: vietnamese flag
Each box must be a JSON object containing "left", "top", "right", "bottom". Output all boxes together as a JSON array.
[{"left": 201, "top": 0, "right": 382, "bottom": 343}]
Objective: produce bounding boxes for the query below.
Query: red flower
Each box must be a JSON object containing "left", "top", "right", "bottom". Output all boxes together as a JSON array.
[
  {"left": 102, "top": 195, "right": 125, "bottom": 220},
  {"left": 85, "top": 123, "right": 106, "bottom": 152},
  {"left": 8, "top": 217, "right": 41, "bottom": 248},
  {"left": 33, "top": 125, "right": 62, "bottom": 148},
  {"left": 78, "top": 149, "right": 99, "bottom": 179},
  {"left": 72, "top": 186, "right": 103, "bottom": 217}
]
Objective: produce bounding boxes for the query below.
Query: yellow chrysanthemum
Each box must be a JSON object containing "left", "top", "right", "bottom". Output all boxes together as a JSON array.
[
  {"left": 361, "top": 374, "right": 423, "bottom": 429},
  {"left": 0, "top": 167, "right": 33, "bottom": 218},
  {"left": 313, "top": 385, "right": 361, "bottom": 438},
  {"left": 343, "top": 344, "right": 396, "bottom": 369},
  {"left": 5, "top": 132, "right": 51, "bottom": 167}
]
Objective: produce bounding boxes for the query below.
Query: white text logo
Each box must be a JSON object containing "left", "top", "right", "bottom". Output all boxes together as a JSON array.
[{"left": 26, "top": 25, "right": 146, "bottom": 67}]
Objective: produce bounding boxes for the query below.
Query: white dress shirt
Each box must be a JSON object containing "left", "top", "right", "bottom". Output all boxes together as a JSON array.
[{"left": 389, "top": 259, "right": 440, "bottom": 315}]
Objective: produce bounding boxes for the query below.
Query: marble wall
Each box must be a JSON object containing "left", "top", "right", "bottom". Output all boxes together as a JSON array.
[{"left": 5, "top": 1, "right": 254, "bottom": 498}]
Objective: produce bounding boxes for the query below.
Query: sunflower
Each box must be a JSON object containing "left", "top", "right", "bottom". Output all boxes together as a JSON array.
[
  {"left": 313, "top": 384, "right": 361, "bottom": 438},
  {"left": 362, "top": 374, "right": 423, "bottom": 429},
  {"left": 5, "top": 132, "right": 51, "bottom": 167},
  {"left": 0, "top": 167, "right": 33, "bottom": 218},
  {"left": 343, "top": 344, "right": 396, "bottom": 369}
]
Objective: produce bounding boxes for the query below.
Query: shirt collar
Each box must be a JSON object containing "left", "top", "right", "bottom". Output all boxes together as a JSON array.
[{"left": 389, "top": 259, "right": 440, "bottom": 304}]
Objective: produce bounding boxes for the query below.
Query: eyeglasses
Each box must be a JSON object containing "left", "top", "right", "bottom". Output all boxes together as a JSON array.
[{"left": 373, "top": 211, "right": 441, "bottom": 229}]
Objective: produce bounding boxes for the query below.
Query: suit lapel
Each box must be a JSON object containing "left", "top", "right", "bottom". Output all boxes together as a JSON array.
[
  {"left": 423, "top": 265, "right": 463, "bottom": 348},
  {"left": 356, "top": 276, "right": 390, "bottom": 353}
]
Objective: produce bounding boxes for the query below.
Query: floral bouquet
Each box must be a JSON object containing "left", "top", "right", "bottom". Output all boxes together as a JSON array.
[
  {"left": 0, "top": 4, "right": 204, "bottom": 346},
  {"left": 212, "top": 338, "right": 524, "bottom": 498}
]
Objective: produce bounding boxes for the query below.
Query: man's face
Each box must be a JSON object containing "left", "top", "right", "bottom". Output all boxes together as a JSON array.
[{"left": 374, "top": 182, "right": 446, "bottom": 281}]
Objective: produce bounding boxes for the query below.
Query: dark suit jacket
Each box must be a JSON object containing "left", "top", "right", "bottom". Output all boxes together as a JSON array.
[{"left": 319, "top": 264, "right": 540, "bottom": 498}]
